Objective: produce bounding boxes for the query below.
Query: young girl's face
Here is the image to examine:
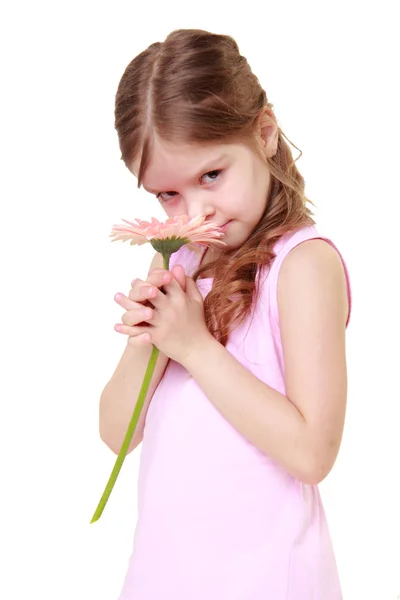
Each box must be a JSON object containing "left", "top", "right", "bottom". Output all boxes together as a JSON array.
[{"left": 131, "top": 137, "right": 272, "bottom": 252}]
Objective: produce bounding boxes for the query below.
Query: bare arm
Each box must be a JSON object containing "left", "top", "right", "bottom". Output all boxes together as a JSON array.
[
  {"left": 181, "top": 240, "right": 349, "bottom": 485},
  {"left": 99, "top": 252, "right": 169, "bottom": 454}
]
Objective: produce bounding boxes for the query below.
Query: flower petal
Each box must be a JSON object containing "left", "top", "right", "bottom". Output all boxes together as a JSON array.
[{"left": 110, "top": 214, "right": 227, "bottom": 251}]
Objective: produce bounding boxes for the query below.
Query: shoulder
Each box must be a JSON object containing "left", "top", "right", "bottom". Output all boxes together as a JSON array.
[
  {"left": 278, "top": 238, "right": 349, "bottom": 328},
  {"left": 280, "top": 237, "right": 346, "bottom": 280}
]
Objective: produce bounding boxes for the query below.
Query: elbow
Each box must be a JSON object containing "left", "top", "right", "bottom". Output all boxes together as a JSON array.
[
  {"left": 99, "top": 427, "right": 137, "bottom": 456},
  {"left": 300, "top": 463, "right": 331, "bottom": 486},
  {"left": 98, "top": 413, "right": 115, "bottom": 454},
  {"left": 99, "top": 422, "right": 142, "bottom": 456},
  {"left": 99, "top": 429, "right": 119, "bottom": 455},
  {"left": 296, "top": 427, "right": 342, "bottom": 485},
  {"left": 297, "top": 447, "right": 339, "bottom": 486},
  {"left": 98, "top": 392, "right": 144, "bottom": 455},
  {"left": 99, "top": 424, "right": 116, "bottom": 454}
]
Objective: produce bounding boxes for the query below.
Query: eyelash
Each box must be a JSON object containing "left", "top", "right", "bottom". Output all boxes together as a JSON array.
[{"left": 156, "top": 170, "right": 222, "bottom": 202}]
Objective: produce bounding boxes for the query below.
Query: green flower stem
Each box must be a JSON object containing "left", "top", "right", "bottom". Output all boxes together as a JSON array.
[{"left": 90, "top": 253, "right": 170, "bottom": 523}]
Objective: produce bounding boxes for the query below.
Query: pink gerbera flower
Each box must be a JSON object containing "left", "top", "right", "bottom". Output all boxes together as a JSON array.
[{"left": 109, "top": 214, "right": 226, "bottom": 257}]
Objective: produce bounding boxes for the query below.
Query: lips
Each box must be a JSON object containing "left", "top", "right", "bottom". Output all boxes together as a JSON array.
[{"left": 220, "top": 220, "right": 232, "bottom": 232}]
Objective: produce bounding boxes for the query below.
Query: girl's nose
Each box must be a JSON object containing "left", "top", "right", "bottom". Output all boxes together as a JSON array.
[{"left": 187, "top": 199, "right": 215, "bottom": 221}]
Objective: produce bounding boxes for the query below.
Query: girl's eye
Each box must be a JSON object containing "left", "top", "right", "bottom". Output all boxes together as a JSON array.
[
  {"left": 201, "top": 170, "right": 221, "bottom": 184},
  {"left": 156, "top": 191, "right": 178, "bottom": 202},
  {"left": 155, "top": 170, "right": 221, "bottom": 202}
]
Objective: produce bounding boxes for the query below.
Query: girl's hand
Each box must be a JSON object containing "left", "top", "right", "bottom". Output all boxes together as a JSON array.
[
  {"left": 113, "top": 264, "right": 186, "bottom": 347},
  {"left": 135, "top": 275, "right": 211, "bottom": 364}
]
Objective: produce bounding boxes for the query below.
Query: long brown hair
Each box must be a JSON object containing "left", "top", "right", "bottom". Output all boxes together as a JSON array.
[{"left": 115, "top": 29, "right": 315, "bottom": 346}]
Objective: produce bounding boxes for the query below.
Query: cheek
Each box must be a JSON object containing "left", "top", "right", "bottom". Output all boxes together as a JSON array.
[
  {"left": 160, "top": 199, "right": 184, "bottom": 217},
  {"left": 254, "top": 162, "right": 271, "bottom": 198},
  {"left": 222, "top": 177, "right": 250, "bottom": 212}
]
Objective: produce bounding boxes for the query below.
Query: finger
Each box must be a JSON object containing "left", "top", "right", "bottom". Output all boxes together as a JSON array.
[
  {"left": 114, "top": 292, "right": 135, "bottom": 311},
  {"left": 185, "top": 276, "right": 202, "bottom": 300},
  {"left": 114, "top": 323, "right": 153, "bottom": 340},
  {"left": 131, "top": 271, "right": 172, "bottom": 300},
  {"left": 145, "top": 269, "right": 173, "bottom": 288},
  {"left": 121, "top": 305, "right": 153, "bottom": 327},
  {"left": 152, "top": 273, "right": 184, "bottom": 305},
  {"left": 127, "top": 332, "right": 152, "bottom": 347},
  {"left": 116, "top": 291, "right": 155, "bottom": 316},
  {"left": 171, "top": 264, "right": 186, "bottom": 290},
  {"left": 128, "top": 283, "right": 158, "bottom": 303}
]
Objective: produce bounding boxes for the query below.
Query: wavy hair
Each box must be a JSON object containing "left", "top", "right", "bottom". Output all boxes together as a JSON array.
[{"left": 114, "top": 28, "right": 315, "bottom": 346}]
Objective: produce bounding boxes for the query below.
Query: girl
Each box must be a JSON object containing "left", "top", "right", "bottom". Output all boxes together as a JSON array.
[{"left": 99, "top": 28, "right": 351, "bottom": 599}]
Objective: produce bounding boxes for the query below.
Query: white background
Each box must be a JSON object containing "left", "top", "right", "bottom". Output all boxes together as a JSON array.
[{"left": 1, "top": 1, "right": 399, "bottom": 599}]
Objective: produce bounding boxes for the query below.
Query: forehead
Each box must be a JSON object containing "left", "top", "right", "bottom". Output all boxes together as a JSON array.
[{"left": 131, "top": 139, "right": 238, "bottom": 191}]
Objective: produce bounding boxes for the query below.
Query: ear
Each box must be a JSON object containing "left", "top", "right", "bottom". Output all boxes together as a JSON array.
[{"left": 255, "top": 107, "right": 279, "bottom": 159}]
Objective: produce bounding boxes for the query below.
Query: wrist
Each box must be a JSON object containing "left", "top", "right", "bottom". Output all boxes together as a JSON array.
[{"left": 180, "top": 331, "right": 218, "bottom": 372}]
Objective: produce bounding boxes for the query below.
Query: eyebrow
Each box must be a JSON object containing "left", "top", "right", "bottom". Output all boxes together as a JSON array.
[{"left": 142, "top": 153, "right": 228, "bottom": 194}]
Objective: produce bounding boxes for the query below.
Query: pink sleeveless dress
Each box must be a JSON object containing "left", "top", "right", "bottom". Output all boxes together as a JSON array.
[{"left": 118, "top": 225, "right": 351, "bottom": 599}]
